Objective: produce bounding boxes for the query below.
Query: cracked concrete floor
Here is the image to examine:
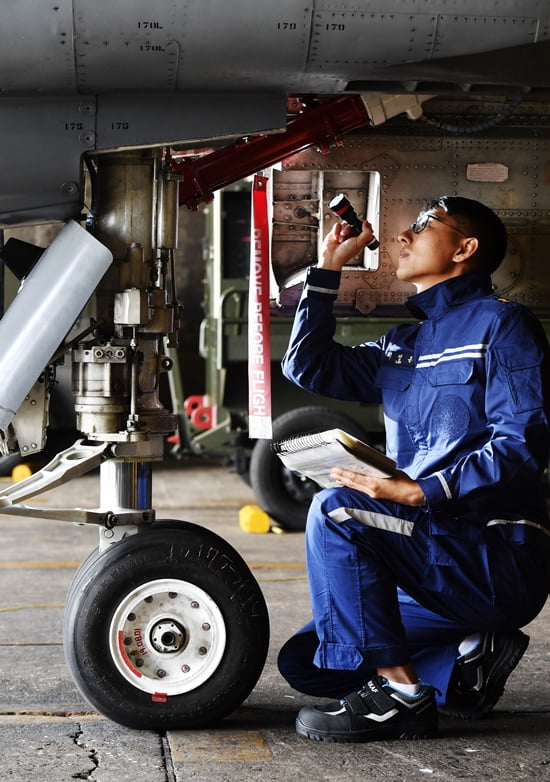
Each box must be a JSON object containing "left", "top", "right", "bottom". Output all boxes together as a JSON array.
[{"left": 0, "top": 459, "right": 548, "bottom": 781}]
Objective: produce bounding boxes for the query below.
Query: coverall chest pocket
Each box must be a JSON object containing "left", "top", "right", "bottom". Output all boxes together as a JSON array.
[
  {"left": 427, "top": 359, "right": 475, "bottom": 387},
  {"left": 374, "top": 364, "right": 413, "bottom": 422}
]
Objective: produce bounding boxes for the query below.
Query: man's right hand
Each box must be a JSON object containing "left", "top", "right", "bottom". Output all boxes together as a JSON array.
[{"left": 318, "top": 221, "right": 376, "bottom": 271}]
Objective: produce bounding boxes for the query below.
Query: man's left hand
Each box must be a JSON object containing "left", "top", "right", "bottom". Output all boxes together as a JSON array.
[{"left": 330, "top": 467, "right": 426, "bottom": 507}]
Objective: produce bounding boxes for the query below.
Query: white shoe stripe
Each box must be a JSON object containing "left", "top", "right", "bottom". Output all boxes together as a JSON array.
[{"left": 359, "top": 708, "right": 399, "bottom": 723}]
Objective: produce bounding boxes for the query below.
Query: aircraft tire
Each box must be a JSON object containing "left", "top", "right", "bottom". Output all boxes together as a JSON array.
[
  {"left": 63, "top": 520, "right": 269, "bottom": 729},
  {"left": 249, "top": 406, "right": 369, "bottom": 532}
]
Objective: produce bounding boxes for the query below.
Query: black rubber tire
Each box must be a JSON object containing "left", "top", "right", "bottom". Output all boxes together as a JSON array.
[
  {"left": 249, "top": 406, "right": 369, "bottom": 532},
  {"left": 63, "top": 520, "right": 269, "bottom": 730}
]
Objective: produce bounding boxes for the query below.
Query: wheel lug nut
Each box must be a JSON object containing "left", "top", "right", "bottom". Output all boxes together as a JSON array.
[
  {"left": 181, "top": 665, "right": 190, "bottom": 673},
  {"left": 168, "top": 592, "right": 177, "bottom": 599},
  {"left": 198, "top": 646, "right": 207, "bottom": 655},
  {"left": 157, "top": 669, "right": 167, "bottom": 678},
  {"left": 135, "top": 658, "right": 144, "bottom": 668},
  {"left": 127, "top": 613, "right": 136, "bottom": 621},
  {"left": 123, "top": 637, "right": 132, "bottom": 646},
  {"left": 190, "top": 601, "right": 199, "bottom": 609},
  {"left": 202, "top": 623, "right": 211, "bottom": 631}
]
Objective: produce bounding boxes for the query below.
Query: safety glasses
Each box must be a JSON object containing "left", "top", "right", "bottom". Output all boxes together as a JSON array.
[{"left": 410, "top": 212, "right": 470, "bottom": 238}]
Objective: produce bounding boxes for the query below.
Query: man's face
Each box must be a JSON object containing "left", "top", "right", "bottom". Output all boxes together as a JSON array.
[{"left": 397, "top": 207, "right": 470, "bottom": 292}]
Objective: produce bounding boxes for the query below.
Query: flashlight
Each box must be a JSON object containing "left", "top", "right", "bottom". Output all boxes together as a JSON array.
[{"left": 328, "top": 193, "right": 379, "bottom": 250}]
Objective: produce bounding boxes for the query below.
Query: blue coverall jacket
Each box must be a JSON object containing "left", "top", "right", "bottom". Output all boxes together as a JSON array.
[{"left": 278, "top": 266, "right": 550, "bottom": 701}]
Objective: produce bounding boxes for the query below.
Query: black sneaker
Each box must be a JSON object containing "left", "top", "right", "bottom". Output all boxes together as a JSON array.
[
  {"left": 295, "top": 675, "right": 438, "bottom": 743},
  {"left": 440, "top": 630, "right": 529, "bottom": 719}
]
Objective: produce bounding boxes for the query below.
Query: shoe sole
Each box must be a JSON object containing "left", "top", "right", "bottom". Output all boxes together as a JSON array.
[
  {"left": 440, "top": 631, "right": 529, "bottom": 720},
  {"left": 295, "top": 717, "right": 438, "bottom": 743}
]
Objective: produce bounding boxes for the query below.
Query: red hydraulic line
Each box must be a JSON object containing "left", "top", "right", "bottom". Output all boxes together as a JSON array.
[{"left": 173, "top": 95, "right": 371, "bottom": 210}]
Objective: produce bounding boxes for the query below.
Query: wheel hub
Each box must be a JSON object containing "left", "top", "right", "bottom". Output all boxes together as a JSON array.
[
  {"left": 108, "top": 578, "right": 227, "bottom": 695},
  {"left": 150, "top": 619, "right": 187, "bottom": 653}
]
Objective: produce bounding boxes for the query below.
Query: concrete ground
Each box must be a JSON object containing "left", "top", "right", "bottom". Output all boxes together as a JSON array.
[{"left": 0, "top": 457, "right": 548, "bottom": 781}]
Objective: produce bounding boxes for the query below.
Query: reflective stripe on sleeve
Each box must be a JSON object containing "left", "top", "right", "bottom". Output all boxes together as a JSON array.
[
  {"left": 435, "top": 472, "right": 453, "bottom": 500},
  {"left": 305, "top": 283, "right": 339, "bottom": 296}
]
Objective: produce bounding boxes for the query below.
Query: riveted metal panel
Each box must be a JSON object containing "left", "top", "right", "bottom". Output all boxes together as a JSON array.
[
  {"left": 0, "top": 0, "right": 76, "bottom": 93},
  {"left": 0, "top": 0, "right": 548, "bottom": 96},
  {"left": 308, "top": 11, "right": 436, "bottom": 69},
  {"left": 72, "top": 0, "right": 314, "bottom": 93},
  {"left": 95, "top": 92, "right": 286, "bottom": 151},
  {"left": 73, "top": 0, "right": 182, "bottom": 92},
  {"left": 175, "top": 0, "right": 313, "bottom": 92},
  {"left": 279, "top": 115, "right": 550, "bottom": 315},
  {"left": 272, "top": 170, "right": 321, "bottom": 284},
  {"left": 312, "top": 0, "right": 547, "bottom": 12},
  {"left": 434, "top": 14, "right": 539, "bottom": 57},
  {"left": 0, "top": 97, "right": 95, "bottom": 226}
]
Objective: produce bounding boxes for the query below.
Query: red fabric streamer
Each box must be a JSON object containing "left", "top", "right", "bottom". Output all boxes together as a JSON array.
[{"left": 248, "top": 175, "right": 272, "bottom": 439}]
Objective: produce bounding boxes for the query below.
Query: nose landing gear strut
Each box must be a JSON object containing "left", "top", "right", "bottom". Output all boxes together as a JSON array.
[{"left": 0, "top": 149, "right": 269, "bottom": 729}]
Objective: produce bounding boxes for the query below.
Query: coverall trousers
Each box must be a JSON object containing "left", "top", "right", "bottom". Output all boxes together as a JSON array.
[{"left": 278, "top": 487, "right": 549, "bottom": 703}]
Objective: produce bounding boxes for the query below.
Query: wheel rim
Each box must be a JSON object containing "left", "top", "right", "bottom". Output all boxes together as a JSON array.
[{"left": 108, "top": 578, "right": 227, "bottom": 696}]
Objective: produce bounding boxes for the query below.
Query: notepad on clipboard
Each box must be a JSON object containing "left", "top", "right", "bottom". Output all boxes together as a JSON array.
[{"left": 272, "top": 428, "right": 396, "bottom": 488}]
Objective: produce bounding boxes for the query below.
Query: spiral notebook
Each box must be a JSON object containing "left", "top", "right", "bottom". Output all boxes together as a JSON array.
[{"left": 272, "top": 428, "right": 396, "bottom": 488}]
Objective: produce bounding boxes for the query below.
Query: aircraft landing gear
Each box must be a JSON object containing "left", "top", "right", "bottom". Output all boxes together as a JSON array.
[
  {"left": 63, "top": 520, "right": 269, "bottom": 730},
  {"left": 0, "top": 148, "right": 270, "bottom": 727}
]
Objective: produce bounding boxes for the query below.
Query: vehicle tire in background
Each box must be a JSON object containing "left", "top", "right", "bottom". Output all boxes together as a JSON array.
[{"left": 249, "top": 405, "right": 370, "bottom": 532}]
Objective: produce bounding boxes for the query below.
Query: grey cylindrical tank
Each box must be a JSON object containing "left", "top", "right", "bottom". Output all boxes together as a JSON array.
[{"left": 0, "top": 220, "right": 112, "bottom": 432}]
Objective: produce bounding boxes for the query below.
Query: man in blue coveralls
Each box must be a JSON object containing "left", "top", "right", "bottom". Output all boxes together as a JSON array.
[{"left": 277, "top": 196, "right": 550, "bottom": 742}]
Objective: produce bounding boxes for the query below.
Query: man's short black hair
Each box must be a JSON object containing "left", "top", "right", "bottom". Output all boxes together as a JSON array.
[{"left": 422, "top": 196, "right": 507, "bottom": 275}]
